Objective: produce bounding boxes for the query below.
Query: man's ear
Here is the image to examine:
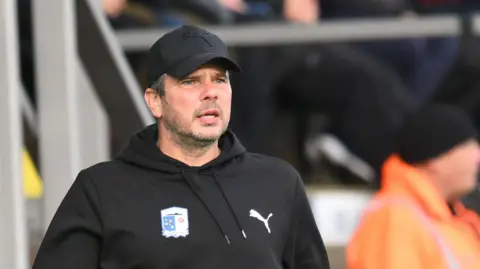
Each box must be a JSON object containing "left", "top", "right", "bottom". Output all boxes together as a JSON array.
[{"left": 144, "top": 88, "right": 163, "bottom": 118}]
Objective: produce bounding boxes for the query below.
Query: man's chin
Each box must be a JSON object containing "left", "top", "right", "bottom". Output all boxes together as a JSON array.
[
  {"left": 192, "top": 129, "right": 224, "bottom": 142},
  {"left": 194, "top": 133, "right": 222, "bottom": 142}
]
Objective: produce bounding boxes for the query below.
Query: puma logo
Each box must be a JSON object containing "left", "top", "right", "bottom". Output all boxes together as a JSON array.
[{"left": 249, "top": 209, "right": 273, "bottom": 234}]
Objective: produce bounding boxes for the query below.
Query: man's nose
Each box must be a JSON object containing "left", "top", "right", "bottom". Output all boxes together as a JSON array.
[{"left": 201, "top": 82, "right": 218, "bottom": 100}]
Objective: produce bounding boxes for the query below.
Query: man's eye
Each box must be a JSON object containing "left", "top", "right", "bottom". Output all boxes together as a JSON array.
[
  {"left": 181, "top": 80, "right": 194, "bottom": 85},
  {"left": 216, "top": 78, "right": 227, "bottom": 83}
]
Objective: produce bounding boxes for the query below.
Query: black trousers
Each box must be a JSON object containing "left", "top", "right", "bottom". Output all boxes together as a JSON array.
[{"left": 229, "top": 44, "right": 417, "bottom": 175}]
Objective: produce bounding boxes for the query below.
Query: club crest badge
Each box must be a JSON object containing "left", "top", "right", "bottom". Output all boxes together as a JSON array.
[{"left": 161, "top": 207, "right": 189, "bottom": 238}]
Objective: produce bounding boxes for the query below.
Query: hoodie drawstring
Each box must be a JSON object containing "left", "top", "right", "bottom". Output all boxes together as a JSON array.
[
  {"left": 179, "top": 169, "right": 232, "bottom": 244},
  {"left": 212, "top": 170, "right": 247, "bottom": 240}
]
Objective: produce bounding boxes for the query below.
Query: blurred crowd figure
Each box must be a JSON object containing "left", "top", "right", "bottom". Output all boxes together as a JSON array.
[
  {"left": 347, "top": 104, "right": 480, "bottom": 269},
  {"left": 17, "top": 0, "right": 480, "bottom": 192}
]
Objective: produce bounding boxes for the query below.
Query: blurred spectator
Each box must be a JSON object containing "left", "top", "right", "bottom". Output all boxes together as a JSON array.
[
  {"left": 164, "top": 0, "right": 235, "bottom": 24},
  {"left": 283, "top": 0, "right": 319, "bottom": 23},
  {"left": 347, "top": 104, "right": 480, "bottom": 269},
  {"left": 416, "top": 0, "right": 480, "bottom": 13},
  {"left": 205, "top": 0, "right": 418, "bottom": 182},
  {"left": 433, "top": 44, "right": 480, "bottom": 131},
  {"left": 218, "top": 0, "right": 248, "bottom": 13},
  {"left": 103, "top": 0, "right": 127, "bottom": 18},
  {"left": 428, "top": 1, "right": 480, "bottom": 133},
  {"left": 321, "top": 0, "right": 461, "bottom": 104},
  {"left": 106, "top": 0, "right": 176, "bottom": 29}
]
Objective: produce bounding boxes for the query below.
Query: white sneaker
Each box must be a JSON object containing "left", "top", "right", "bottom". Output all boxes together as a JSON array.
[{"left": 306, "top": 133, "right": 376, "bottom": 182}]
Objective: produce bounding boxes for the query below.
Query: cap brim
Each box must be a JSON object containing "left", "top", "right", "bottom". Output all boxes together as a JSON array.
[{"left": 167, "top": 53, "right": 242, "bottom": 78}]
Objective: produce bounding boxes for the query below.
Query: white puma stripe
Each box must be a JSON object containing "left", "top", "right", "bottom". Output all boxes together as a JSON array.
[{"left": 249, "top": 209, "right": 273, "bottom": 234}]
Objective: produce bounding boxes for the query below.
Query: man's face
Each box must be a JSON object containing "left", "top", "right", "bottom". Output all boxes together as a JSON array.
[
  {"left": 431, "top": 139, "right": 480, "bottom": 199},
  {"left": 157, "top": 64, "right": 232, "bottom": 145}
]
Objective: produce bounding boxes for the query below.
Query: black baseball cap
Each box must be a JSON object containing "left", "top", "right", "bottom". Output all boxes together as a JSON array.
[{"left": 146, "top": 25, "right": 242, "bottom": 86}]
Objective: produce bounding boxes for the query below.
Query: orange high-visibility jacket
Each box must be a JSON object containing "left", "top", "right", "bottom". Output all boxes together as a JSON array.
[{"left": 347, "top": 155, "right": 480, "bottom": 269}]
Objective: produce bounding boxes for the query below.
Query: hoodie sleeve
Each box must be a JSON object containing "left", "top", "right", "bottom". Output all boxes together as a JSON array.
[
  {"left": 282, "top": 176, "right": 331, "bottom": 269},
  {"left": 32, "top": 170, "right": 102, "bottom": 269}
]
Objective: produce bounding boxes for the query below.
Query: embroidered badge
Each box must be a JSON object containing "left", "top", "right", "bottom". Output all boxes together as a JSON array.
[{"left": 161, "top": 207, "right": 189, "bottom": 238}]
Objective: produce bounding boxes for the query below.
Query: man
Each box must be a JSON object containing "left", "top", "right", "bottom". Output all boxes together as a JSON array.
[
  {"left": 347, "top": 104, "right": 480, "bottom": 269},
  {"left": 32, "top": 25, "right": 330, "bottom": 269}
]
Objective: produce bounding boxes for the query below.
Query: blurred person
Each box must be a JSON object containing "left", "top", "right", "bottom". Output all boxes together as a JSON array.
[
  {"left": 272, "top": 0, "right": 416, "bottom": 179},
  {"left": 105, "top": 0, "right": 175, "bottom": 28},
  {"left": 415, "top": 0, "right": 480, "bottom": 13},
  {"left": 32, "top": 25, "right": 330, "bottom": 269},
  {"left": 283, "top": 0, "right": 320, "bottom": 22},
  {"left": 164, "top": 0, "right": 238, "bottom": 25},
  {"left": 163, "top": 0, "right": 273, "bottom": 25},
  {"left": 218, "top": 0, "right": 248, "bottom": 13},
  {"left": 430, "top": 0, "right": 480, "bottom": 135},
  {"left": 431, "top": 33, "right": 480, "bottom": 213},
  {"left": 103, "top": 0, "right": 127, "bottom": 18},
  {"left": 347, "top": 104, "right": 480, "bottom": 269},
  {"left": 321, "top": 0, "right": 461, "bottom": 104},
  {"left": 433, "top": 48, "right": 480, "bottom": 133}
]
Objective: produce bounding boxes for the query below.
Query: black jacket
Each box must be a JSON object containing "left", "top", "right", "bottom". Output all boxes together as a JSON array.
[{"left": 32, "top": 124, "right": 330, "bottom": 269}]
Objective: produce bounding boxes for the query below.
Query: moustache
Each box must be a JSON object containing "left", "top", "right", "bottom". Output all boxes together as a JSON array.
[{"left": 194, "top": 102, "right": 223, "bottom": 117}]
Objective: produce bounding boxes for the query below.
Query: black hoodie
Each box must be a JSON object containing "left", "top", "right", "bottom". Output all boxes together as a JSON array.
[{"left": 32, "top": 124, "right": 330, "bottom": 269}]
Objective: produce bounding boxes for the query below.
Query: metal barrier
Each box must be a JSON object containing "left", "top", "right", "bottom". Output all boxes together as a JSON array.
[
  {"left": 76, "top": 0, "right": 153, "bottom": 153},
  {"left": 33, "top": 0, "right": 84, "bottom": 229},
  {"left": 117, "top": 15, "right": 463, "bottom": 50},
  {"left": 33, "top": 0, "right": 154, "bottom": 230},
  {"left": 0, "top": 1, "right": 29, "bottom": 269}
]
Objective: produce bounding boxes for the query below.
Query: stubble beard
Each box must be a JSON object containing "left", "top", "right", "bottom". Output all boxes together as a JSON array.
[{"left": 161, "top": 103, "right": 227, "bottom": 153}]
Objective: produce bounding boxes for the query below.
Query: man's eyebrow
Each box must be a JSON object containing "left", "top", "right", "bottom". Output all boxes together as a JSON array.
[
  {"left": 181, "top": 74, "right": 200, "bottom": 80},
  {"left": 214, "top": 71, "right": 228, "bottom": 77},
  {"left": 180, "top": 71, "right": 228, "bottom": 80}
]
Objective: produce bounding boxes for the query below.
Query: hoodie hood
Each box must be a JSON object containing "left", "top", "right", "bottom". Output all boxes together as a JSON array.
[
  {"left": 381, "top": 155, "right": 455, "bottom": 220},
  {"left": 115, "top": 124, "right": 246, "bottom": 173},
  {"left": 114, "top": 124, "right": 248, "bottom": 244}
]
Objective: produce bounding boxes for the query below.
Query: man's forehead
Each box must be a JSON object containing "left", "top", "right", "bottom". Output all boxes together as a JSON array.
[{"left": 184, "top": 65, "right": 228, "bottom": 77}]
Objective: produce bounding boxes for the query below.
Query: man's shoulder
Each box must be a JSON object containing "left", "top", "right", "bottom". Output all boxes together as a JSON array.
[
  {"left": 82, "top": 159, "right": 124, "bottom": 172},
  {"left": 78, "top": 160, "right": 131, "bottom": 184},
  {"left": 243, "top": 152, "right": 301, "bottom": 179}
]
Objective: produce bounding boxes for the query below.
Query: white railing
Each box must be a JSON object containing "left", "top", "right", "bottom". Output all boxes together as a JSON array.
[
  {"left": 0, "top": 0, "right": 29, "bottom": 268},
  {"left": 117, "top": 14, "right": 468, "bottom": 50}
]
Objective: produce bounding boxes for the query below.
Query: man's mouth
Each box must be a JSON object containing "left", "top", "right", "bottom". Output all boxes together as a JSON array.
[{"left": 197, "top": 109, "right": 220, "bottom": 119}]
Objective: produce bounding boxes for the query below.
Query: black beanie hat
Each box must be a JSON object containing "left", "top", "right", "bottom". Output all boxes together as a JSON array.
[{"left": 396, "top": 104, "right": 477, "bottom": 164}]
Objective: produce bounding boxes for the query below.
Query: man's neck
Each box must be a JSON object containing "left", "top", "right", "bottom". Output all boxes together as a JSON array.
[
  {"left": 157, "top": 132, "right": 220, "bottom": 167},
  {"left": 417, "top": 167, "right": 460, "bottom": 204}
]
